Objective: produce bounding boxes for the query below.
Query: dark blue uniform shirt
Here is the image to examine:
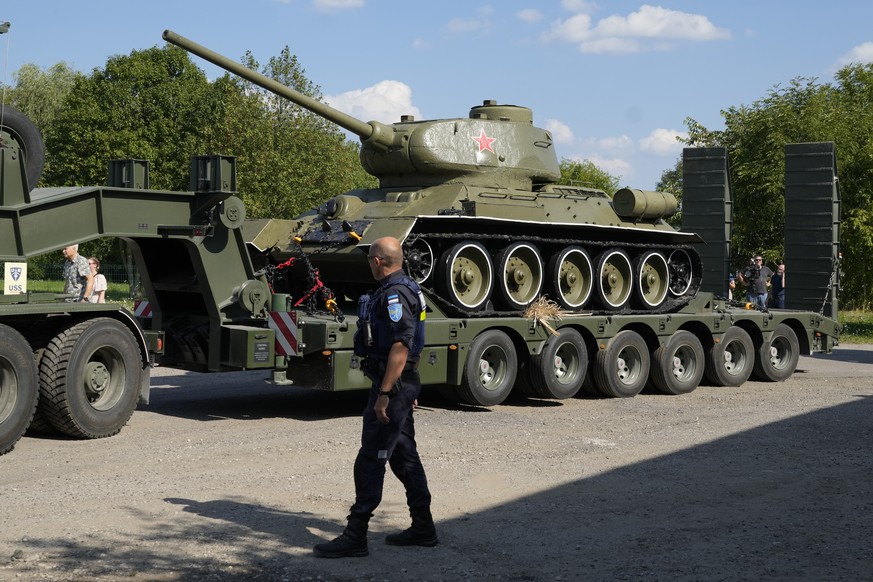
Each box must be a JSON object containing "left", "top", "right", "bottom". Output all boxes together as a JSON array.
[{"left": 366, "top": 270, "right": 425, "bottom": 364}]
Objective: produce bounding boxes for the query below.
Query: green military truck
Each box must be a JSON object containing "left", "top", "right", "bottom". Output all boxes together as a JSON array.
[{"left": 0, "top": 32, "right": 840, "bottom": 456}]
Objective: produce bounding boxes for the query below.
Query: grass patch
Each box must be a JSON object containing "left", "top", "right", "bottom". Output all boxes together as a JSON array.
[{"left": 838, "top": 310, "right": 873, "bottom": 344}]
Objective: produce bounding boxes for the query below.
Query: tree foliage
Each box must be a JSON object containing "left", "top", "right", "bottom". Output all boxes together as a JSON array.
[
  {"left": 558, "top": 158, "right": 620, "bottom": 195},
  {"left": 683, "top": 66, "right": 873, "bottom": 309}
]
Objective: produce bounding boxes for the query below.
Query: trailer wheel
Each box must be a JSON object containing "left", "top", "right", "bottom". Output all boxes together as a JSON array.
[
  {"left": 39, "top": 318, "right": 142, "bottom": 438},
  {"left": 752, "top": 323, "right": 800, "bottom": 382},
  {"left": 651, "top": 331, "right": 704, "bottom": 395},
  {"left": 0, "top": 105, "right": 46, "bottom": 190},
  {"left": 0, "top": 325, "right": 39, "bottom": 455},
  {"left": 704, "top": 326, "right": 754, "bottom": 387},
  {"left": 594, "top": 330, "right": 650, "bottom": 398},
  {"left": 529, "top": 328, "right": 588, "bottom": 399},
  {"left": 457, "top": 330, "right": 517, "bottom": 406}
]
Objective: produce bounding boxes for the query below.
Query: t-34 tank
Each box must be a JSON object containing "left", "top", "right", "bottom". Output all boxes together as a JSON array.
[{"left": 164, "top": 30, "right": 702, "bottom": 316}]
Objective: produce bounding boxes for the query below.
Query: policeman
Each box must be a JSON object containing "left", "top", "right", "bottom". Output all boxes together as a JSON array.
[{"left": 314, "top": 236, "right": 437, "bottom": 558}]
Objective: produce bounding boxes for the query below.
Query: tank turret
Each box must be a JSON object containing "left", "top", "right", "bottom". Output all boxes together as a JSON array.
[{"left": 165, "top": 30, "right": 702, "bottom": 316}]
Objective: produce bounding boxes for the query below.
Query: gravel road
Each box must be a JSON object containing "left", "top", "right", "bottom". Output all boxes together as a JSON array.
[{"left": 2, "top": 345, "right": 872, "bottom": 581}]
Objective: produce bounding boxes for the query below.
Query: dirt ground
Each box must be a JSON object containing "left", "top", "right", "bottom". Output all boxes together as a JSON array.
[{"left": 1, "top": 345, "right": 872, "bottom": 581}]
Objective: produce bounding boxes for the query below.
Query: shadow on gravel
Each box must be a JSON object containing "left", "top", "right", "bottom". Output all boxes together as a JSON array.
[
  {"left": 10, "top": 397, "right": 872, "bottom": 580},
  {"left": 811, "top": 346, "right": 873, "bottom": 365}
]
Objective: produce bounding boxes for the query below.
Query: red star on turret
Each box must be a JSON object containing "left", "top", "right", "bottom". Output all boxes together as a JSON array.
[{"left": 472, "top": 129, "right": 497, "bottom": 153}]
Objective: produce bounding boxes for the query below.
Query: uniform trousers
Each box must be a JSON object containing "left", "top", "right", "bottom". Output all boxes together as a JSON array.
[{"left": 349, "top": 368, "right": 432, "bottom": 518}]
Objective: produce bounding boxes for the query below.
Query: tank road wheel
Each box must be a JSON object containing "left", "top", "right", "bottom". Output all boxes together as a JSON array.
[
  {"left": 529, "top": 328, "right": 588, "bottom": 399},
  {"left": 0, "top": 325, "right": 39, "bottom": 455},
  {"left": 458, "top": 330, "right": 517, "bottom": 406},
  {"left": 495, "top": 242, "right": 543, "bottom": 310},
  {"left": 0, "top": 105, "right": 46, "bottom": 190},
  {"left": 634, "top": 251, "right": 670, "bottom": 309},
  {"left": 595, "top": 248, "right": 633, "bottom": 310},
  {"left": 668, "top": 249, "right": 693, "bottom": 297},
  {"left": 547, "top": 246, "right": 593, "bottom": 310},
  {"left": 404, "top": 238, "right": 434, "bottom": 284},
  {"left": 650, "top": 331, "right": 705, "bottom": 395},
  {"left": 594, "top": 330, "right": 650, "bottom": 398},
  {"left": 441, "top": 241, "right": 493, "bottom": 311},
  {"left": 39, "top": 318, "right": 143, "bottom": 439},
  {"left": 704, "top": 326, "right": 754, "bottom": 387},
  {"left": 753, "top": 323, "right": 800, "bottom": 382}
]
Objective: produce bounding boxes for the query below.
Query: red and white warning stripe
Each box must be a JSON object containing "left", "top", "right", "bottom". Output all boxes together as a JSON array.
[
  {"left": 268, "top": 311, "right": 298, "bottom": 357},
  {"left": 134, "top": 300, "right": 152, "bottom": 318}
]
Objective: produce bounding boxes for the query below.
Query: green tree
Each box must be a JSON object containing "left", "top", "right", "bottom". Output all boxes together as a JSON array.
[
  {"left": 1, "top": 62, "right": 79, "bottom": 185},
  {"left": 655, "top": 158, "right": 683, "bottom": 228},
  {"left": 209, "top": 48, "right": 375, "bottom": 219},
  {"left": 558, "top": 158, "right": 620, "bottom": 195},
  {"left": 684, "top": 68, "right": 873, "bottom": 308},
  {"left": 45, "top": 45, "right": 219, "bottom": 191}
]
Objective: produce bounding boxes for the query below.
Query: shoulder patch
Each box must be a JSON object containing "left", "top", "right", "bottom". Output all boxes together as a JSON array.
[{"left": 388, "top": 303, "right": 403, "bottom": 322}]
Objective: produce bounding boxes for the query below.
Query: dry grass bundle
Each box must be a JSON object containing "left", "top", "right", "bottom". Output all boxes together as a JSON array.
[{"left": 523, "top": 296, "right": 568, "bottom": 336}]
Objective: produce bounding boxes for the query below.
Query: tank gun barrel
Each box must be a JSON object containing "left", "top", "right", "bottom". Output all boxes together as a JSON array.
[{"left": 162, "top": 30, "right": 390, "bottom": 146}]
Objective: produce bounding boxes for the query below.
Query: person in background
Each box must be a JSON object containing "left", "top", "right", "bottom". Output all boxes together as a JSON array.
[
  {"left": 62, "top": 245, "right": 93, "bottom": 303},
  {"left": 88, "top": 257, "right": 107, "bottom": 303},
  {"left": 728, "top": 273, "right": 736, "bottom": 300},
  {"left": 770, "top": 263, "right": 786, "bottom": 308},
  {"left": 738, "top": 254, "right": 773, "bottom": 309}
]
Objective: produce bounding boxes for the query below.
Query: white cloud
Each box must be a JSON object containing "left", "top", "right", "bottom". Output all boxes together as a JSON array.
[
  {"left": 312, "top": 0, "right": 364, "bottom": 11},
  {"left": 517, "top": 9, "right": 543, "bottom": 23},
  {"left": 544, "top": 4, "right": 730, "bottom": 54},
  {"left": 833, "top": 42, "right": 873, "bottom": 69},
  {"left": 639, "top": 128, "right": 688, "bottom": 156},
  {"left": 598, "top": 134, "right": 634, "bottom": 152},
  {"left": 412, "top": 38, "right": 428, "bottom": 50},
  {"left": 545, "top": 119, "right": 575, "bottom": 145},
  {"left": 325, "top": 80, "right": 422, "bottom": 125}
]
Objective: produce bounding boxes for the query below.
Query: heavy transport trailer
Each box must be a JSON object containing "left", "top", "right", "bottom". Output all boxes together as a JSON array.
[
  {"left": 0, "top": 29, "right": 840, "bottom": 454},
  {"left": 0, "top": 138, "right": 841, "bottom": 456}
]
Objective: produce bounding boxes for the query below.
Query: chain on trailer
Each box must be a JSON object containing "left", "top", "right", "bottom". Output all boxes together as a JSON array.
[{"left": 263, "top": 237, "right": 344, "bottom": 322}]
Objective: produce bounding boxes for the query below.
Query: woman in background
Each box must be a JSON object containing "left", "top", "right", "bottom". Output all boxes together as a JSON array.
[{"left": 88, "top": 257, "right": 107, "bottom": 303}]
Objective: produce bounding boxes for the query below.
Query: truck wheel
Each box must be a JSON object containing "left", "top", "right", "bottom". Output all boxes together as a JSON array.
[
  {"left": 0, "top": 325, "right": 39, "bottom": 455},
  {"left": 529, "top": 328, "right": 588, "bottom": 399},
  {"left": 651, "top": 331, "right": 704, "bottom": 395},
  {"left": 0, "top": 105, "right": 45, "bottom": 190},
  {"left": 39, "top": 318, "right": 142, "bottom": 439},
  {"left": 594, "top": 330, "right": 650, "bottom": 398},
  {"left": 704, "top": 326, "right": 754, "bottom": 387},
  {"left": 457, "top": 330, "right": 517, "bottom": 406},
  {"left": 752, "top": 323, "right": 800, "bottom": 382}
]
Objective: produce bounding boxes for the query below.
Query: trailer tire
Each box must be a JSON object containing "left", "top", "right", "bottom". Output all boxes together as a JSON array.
[
  {"left": 752, "top": 323, "right": 800, "bottom": 382},
  {"left": 0, "top": 325, "right": 39, "bottom": 455},
  {"left": 651, "top": 331, "right": 705, "bottom": 395},
  {"left": 457, "top": 330, "right": 517, "bottom": 406},
  {"left": 529, "top": 328, "right": 588, "bottom": 399},
  {"left": 704, "top": 326, "right": 754, "bottom": 387},
  {"left": 0, "top": 105, "right": 45, "bottom": 190},
  {"left": 594, "top": 330, "right": 650, "bottom": 398},
  {"left": 39, "top": 318, "right": 142, "bottom": 439}
]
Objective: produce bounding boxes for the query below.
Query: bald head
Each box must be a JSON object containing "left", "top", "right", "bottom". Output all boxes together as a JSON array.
[{"left": 370, "top": 237, "right": 402, "bottom": 268}]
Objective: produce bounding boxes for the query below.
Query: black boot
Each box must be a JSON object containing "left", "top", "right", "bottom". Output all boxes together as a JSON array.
[
  {"left": 385, "top": 507, "right": 439, "bottom": 547},
  {"left": 313, "top": 514, "right": 370, "bottom": 558}
]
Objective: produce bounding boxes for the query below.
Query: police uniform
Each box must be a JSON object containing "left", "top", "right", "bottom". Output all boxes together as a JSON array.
[{"left": 349, "top": 269, "right": 432, "bottom": 520}]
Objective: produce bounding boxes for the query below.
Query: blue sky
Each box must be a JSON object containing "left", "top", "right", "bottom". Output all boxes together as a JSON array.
[{"left": 3, "top": 1, "right": 872, "bottom": 190}]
